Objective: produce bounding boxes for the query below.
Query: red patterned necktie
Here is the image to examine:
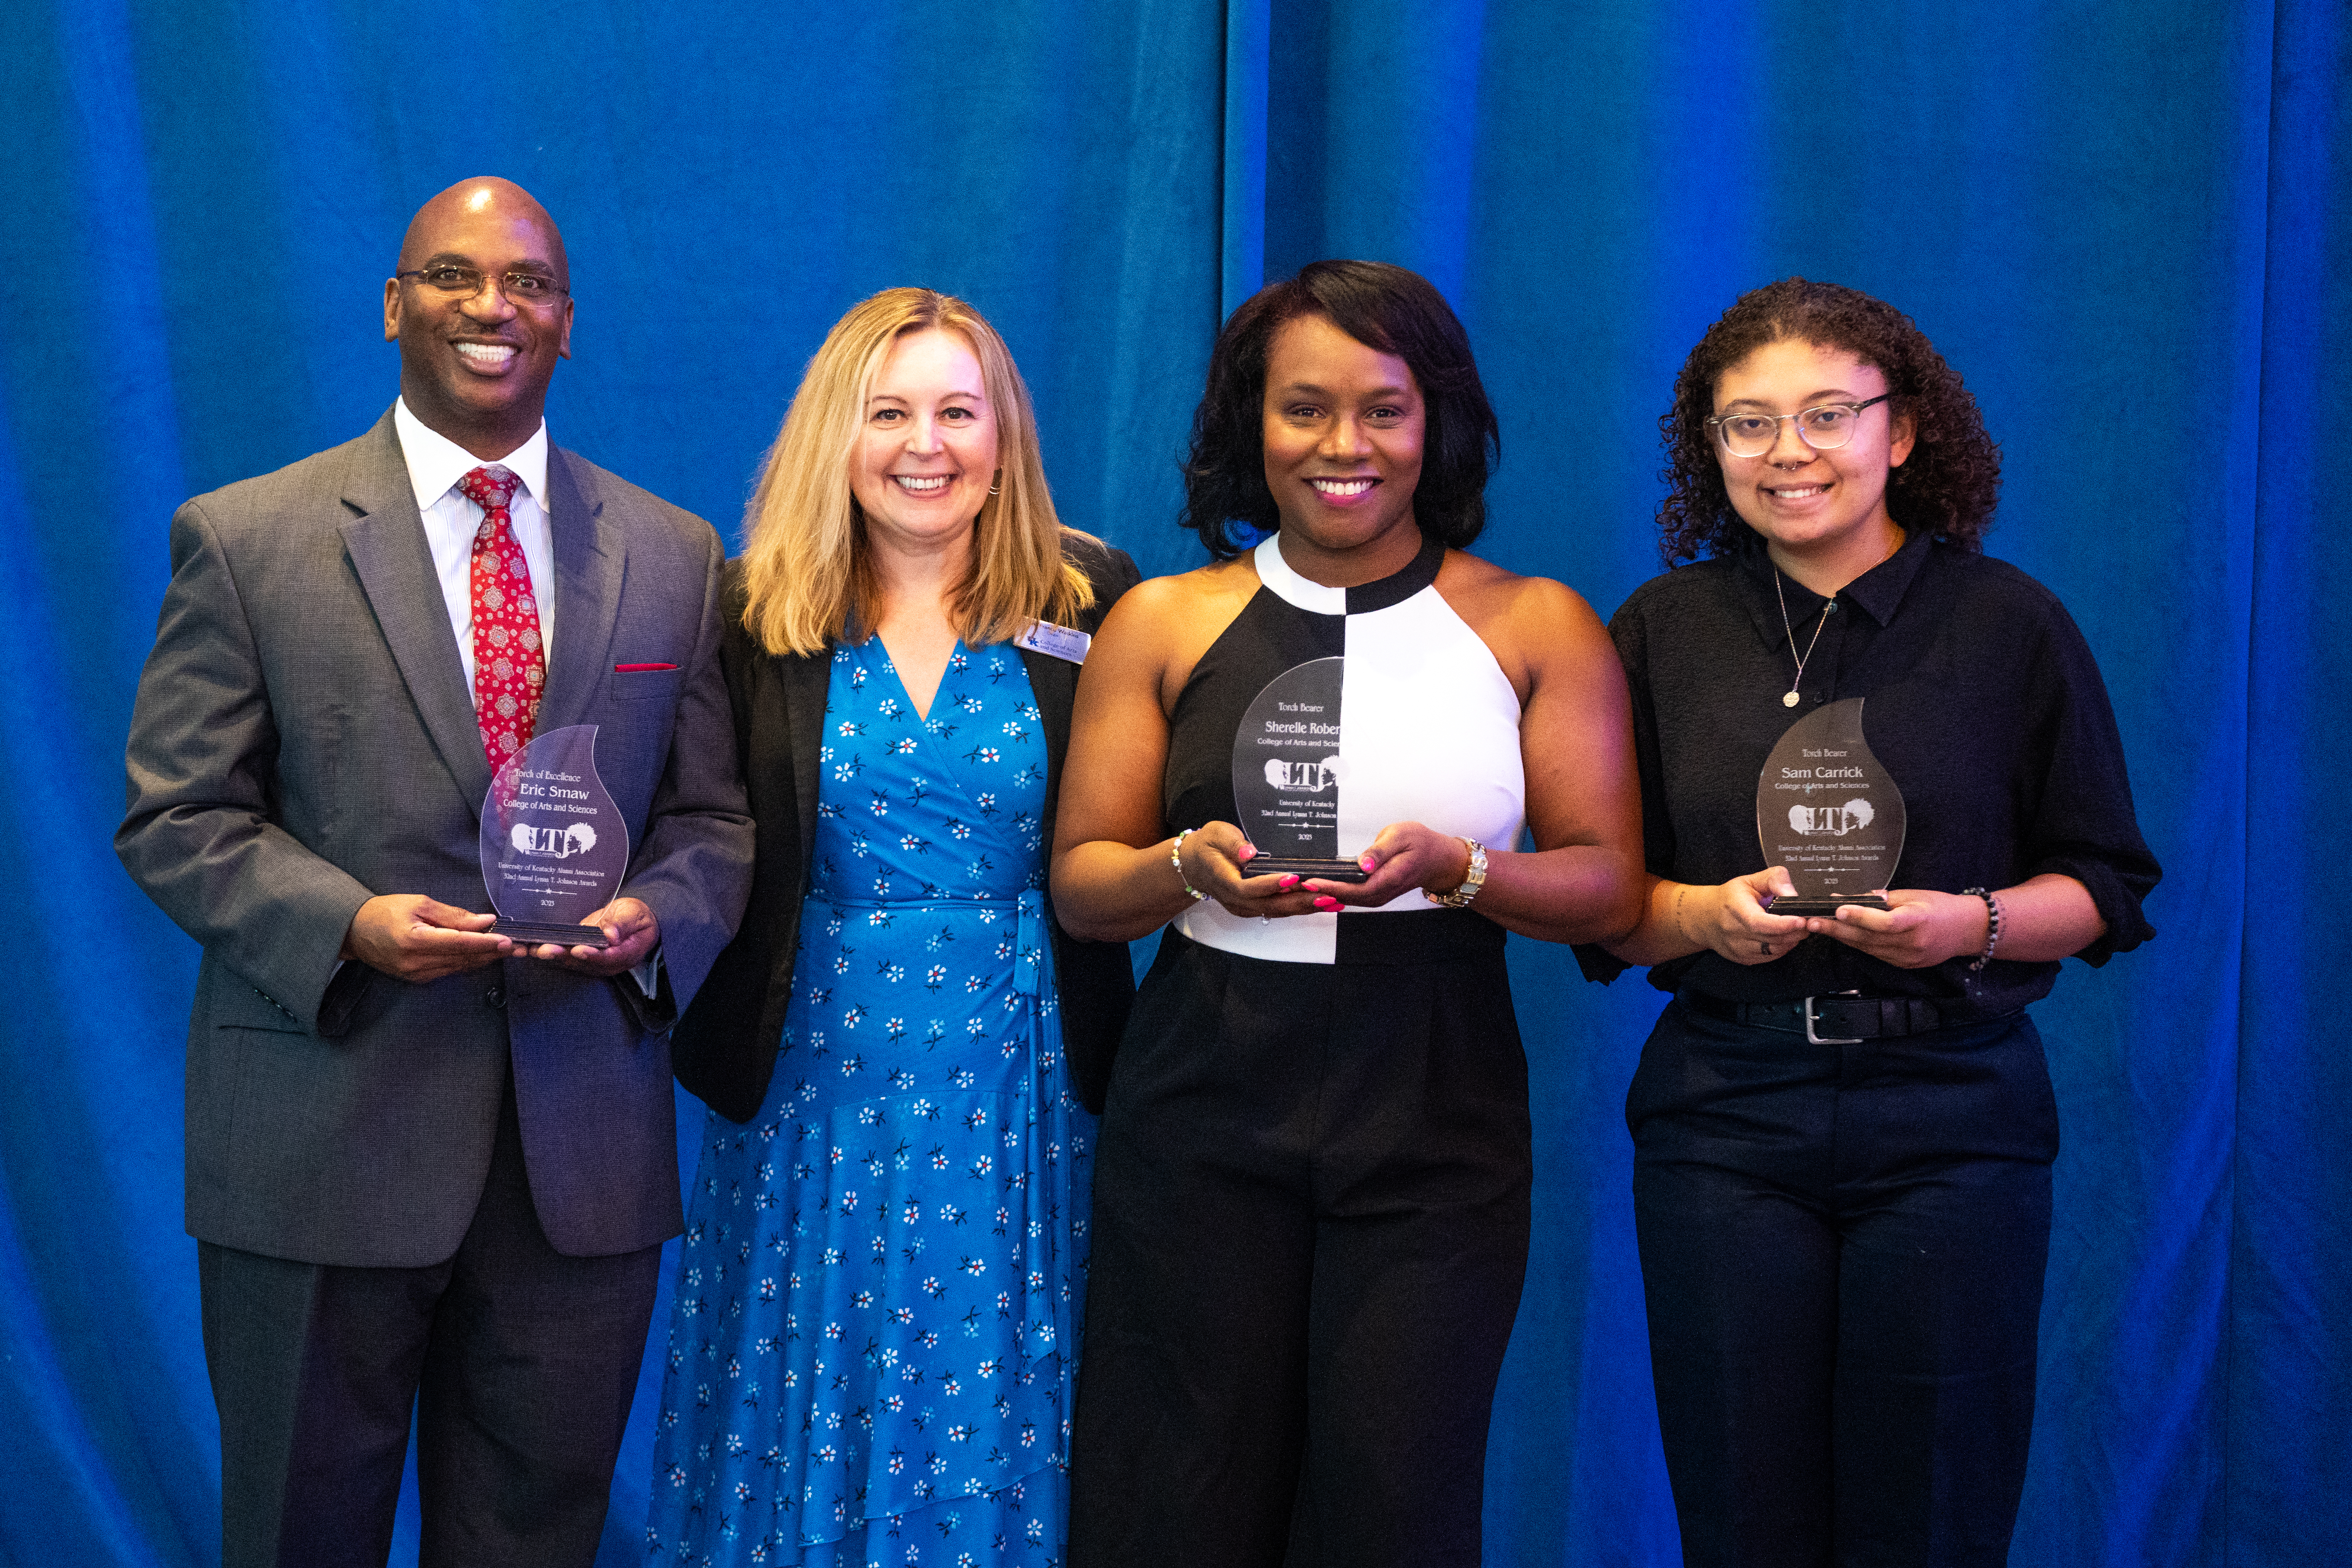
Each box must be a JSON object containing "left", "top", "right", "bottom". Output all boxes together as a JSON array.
[{"left": 458, "top": 464, "right": 545, "bottom": 772}]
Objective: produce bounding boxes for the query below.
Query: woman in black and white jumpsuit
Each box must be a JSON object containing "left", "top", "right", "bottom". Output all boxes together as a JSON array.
[{"left": 1051, "top": 261, "right": 1644, "bottom": 1568}]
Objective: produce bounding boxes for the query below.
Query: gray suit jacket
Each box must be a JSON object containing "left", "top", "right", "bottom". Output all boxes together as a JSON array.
[{"left": 118, "top": 408, "right": 754, "bottom": 1267}]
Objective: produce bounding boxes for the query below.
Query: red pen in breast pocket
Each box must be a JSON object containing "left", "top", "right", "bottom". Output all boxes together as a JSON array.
[{"left": 614, "top": 663, "right": 679, "bottom": 673}]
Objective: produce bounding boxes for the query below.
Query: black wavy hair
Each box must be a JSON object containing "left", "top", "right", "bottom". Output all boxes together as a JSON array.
[
  {"left": 1657, "top": 277, "right": 2002, "bottom": 567},
  {"left": 1179, "top": 260, "right": 1500, "bottom": 559}
]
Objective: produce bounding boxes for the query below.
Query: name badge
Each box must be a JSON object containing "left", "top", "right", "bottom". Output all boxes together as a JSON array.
[{"left": 1014, "top": 621, "right": 1091, "bottom": 664}]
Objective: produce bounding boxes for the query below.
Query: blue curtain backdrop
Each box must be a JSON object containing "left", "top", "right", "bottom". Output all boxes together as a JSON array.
[{"left": 2, "top": 1, "right": 2343, "bottom": 1562}]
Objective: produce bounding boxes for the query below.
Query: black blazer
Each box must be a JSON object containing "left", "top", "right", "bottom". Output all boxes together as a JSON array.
[{"left": 674, "top": 533, "right": 1141, "bottom": 1122}]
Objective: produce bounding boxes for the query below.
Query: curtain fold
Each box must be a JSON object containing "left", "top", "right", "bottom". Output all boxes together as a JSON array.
[{"left": 2233, "top": 1, "right": 2352, "bottom": 1559}]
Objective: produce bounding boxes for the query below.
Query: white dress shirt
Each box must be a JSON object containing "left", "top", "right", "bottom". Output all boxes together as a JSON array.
[{"left": 394, "top": 398, "right": 556, "bottom": 691}]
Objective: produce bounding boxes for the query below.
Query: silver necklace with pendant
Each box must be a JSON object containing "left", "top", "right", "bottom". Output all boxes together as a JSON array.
[
  {"left": 1771, "top": 567, "right": 1833, "bottom": 708},
  {"left": 1769, "top": 533, "right": 1904, "bottom": 705}
]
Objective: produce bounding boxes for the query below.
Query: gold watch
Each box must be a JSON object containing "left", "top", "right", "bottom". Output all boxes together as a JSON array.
[{"left": 1429, "top": 838, "right": 1488, "bottom": 908}]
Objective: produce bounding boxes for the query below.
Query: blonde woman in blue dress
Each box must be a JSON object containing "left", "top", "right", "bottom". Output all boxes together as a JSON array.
[{"left": 647, "top": 288, "right": 1138, "bottom": 1567}]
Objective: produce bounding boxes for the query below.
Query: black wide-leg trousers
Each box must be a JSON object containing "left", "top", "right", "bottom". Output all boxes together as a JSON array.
[
  {"left": 1628, "top": 999, "right": 2060, "bottom": 1568},
  {"left": 1069, "top": 923, "right": 1532, "bottom": 1568},
  {"left": 198, "top": 1071, "right": 661, "bottom": 1568}
]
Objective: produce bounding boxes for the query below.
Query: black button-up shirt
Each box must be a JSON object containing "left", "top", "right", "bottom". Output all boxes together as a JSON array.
[{"left": 1579, "top": 529, "right": 2159, "bottom": 1017}]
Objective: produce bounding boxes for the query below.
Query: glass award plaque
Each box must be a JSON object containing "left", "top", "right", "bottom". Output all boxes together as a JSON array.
[
  {"left": 1230, "top": 657, "right": 1369, "bottom": 883},
  {"left": 479, "top": 724, "right": 628, "bottom": 948},
  {"left": 1755, "top": 698, "right": 1905, "bottom": 917}
]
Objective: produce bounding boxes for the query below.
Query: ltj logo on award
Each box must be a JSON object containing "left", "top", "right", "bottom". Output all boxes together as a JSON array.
[
  {"left": 1263, "top": 754, "right": 1342, "bottom": 793},
  {"left": 1786, "top": 797, "right": 1874, "bottom": 837},
  {"left": 509, "top": 818, "right": 601, "bottom": 860}
]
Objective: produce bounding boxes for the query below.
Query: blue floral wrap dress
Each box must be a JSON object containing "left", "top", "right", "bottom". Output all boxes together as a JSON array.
[{"left": 648, "top": 637, "right": 1093, "bottom": 1568}]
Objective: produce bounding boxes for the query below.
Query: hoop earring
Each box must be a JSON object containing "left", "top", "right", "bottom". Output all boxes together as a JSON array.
[{"left": 987, "top": 470, "right": 1002, "bottom": 497}]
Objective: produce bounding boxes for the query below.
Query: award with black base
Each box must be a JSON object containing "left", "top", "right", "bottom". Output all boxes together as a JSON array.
[
  {"left": 1756, "top": 697, "right": 1905, "bottom": 917},
  {"left": 1230, "top": 656, "right": 1369, "bottom": 883},
  {"left": 479, "top": 724, "right": 628, "bottom": 948}
]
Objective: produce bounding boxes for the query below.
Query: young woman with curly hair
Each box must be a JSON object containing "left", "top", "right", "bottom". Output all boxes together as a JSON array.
[{"left": 1586, "top": 278, "right": 2161, "bottom": 1566}]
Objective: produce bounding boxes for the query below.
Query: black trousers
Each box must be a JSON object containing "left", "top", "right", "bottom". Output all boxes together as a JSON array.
[
  {"left": 1069, "top": 925, "right": 1532, "bottom": 1568},
  {"left": 1628, "top": 999, "right": 2060, "bottom": 1568},
  {"left": 197, "top": 1071, "right": 662, "bottom": 1568}
]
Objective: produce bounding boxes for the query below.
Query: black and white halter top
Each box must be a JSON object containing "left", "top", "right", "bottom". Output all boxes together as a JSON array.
[{"left": 1163, "top": 532, "right": 1527, "bottom": 965}]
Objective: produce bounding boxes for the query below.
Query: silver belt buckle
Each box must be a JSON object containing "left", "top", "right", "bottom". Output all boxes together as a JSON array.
[{"left": 1804, "top": 990, "right": 1866, "bottom": 1045}]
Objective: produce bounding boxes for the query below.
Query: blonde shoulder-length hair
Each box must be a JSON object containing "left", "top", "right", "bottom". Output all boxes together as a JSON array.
[{"left": 737, "top": 287, "right": 1096, "bottom": 656}]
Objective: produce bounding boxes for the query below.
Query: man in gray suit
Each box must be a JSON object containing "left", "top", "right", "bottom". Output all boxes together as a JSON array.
[{"left": 118, "top": 177, "right": 753, "bottom": 1566}]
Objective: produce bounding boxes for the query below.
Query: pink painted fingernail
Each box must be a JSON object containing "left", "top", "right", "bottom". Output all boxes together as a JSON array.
[
  {"left": 1279, "top": 874, "right": 1300, "bottom": 889},
  {"left": 1313, "top": 895, "right": 1341, "bottom": 912}
]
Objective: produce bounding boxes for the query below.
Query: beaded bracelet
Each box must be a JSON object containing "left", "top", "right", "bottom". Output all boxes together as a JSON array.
[
  {"left": 1171, "top": 828, "right": 1206, "bottom": 902},
  {"left": 1963, "top": 886, "right": 2004, "bottom": 971}
]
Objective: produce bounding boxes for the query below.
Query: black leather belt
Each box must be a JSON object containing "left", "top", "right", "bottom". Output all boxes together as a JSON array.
[{"left": 1682, "top": 990, "right": 1951, "bottom": 1044}]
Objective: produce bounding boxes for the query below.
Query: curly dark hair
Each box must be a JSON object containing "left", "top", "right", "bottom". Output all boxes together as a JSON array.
[
  {"left": 1656, "top": 278, "right": 2001, "bottom": 567},
  {"left": 1179, "top": 260, "right": 1500, "bottom": 559}
]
